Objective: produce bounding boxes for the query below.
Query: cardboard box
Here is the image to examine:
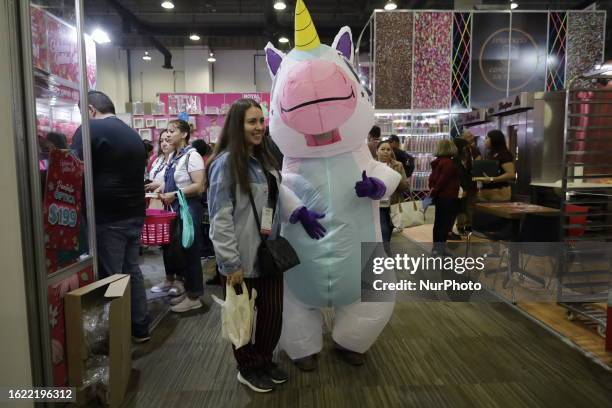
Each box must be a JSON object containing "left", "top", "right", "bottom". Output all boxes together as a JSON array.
[{"left": 65, "top": 274, "right": 131, "bottom": 407}]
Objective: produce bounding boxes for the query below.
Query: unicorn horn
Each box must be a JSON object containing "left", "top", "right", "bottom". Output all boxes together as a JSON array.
[{"left": 295, "top": 0, "right": 320, "bottom": 51}]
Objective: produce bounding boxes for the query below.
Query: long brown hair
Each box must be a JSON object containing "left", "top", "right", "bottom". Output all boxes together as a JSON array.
[
  {"left": 486, "top": 129, "right": 510, "bottom": 155},
  {"left": 205, "top": 98, "right": 278, "bottom": 193}
]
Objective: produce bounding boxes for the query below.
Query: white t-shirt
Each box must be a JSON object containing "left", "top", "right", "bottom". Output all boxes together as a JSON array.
[{"left": 174, "top": 148, "right": 204, "bottom": 189}]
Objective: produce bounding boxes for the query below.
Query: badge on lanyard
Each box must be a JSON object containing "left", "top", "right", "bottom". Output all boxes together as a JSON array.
[{"left": 260, "top": 207, "right": 274, "bottom": 235}]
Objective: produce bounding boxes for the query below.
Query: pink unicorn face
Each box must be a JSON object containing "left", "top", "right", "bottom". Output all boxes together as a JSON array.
[
  {"left": 279, "top": 58, "right": 357, "bottom": 136},
  {"left": 265, "top": 27, "right": 374, "bottom": 159}
]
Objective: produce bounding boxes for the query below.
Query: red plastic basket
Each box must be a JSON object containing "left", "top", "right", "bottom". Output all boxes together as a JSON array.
[{"left": 141, "top": 209, "right": 176, "bottom": 246}]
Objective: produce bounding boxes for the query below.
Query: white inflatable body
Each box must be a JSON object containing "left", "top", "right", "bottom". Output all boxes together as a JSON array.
[{"left": 264, "top": 0, "right": 399, "bottom": 358}]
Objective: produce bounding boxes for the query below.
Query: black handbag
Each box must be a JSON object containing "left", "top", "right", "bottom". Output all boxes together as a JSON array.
[{"left": 247, "top": 175, "right": 300, "bottom": 277}]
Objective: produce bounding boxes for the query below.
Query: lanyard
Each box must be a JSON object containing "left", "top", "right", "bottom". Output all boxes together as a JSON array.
[
  {"left": 170, "top": 146, "right": 191, "bottom": 167},
  {"left": 151, "top": 157, "right": 168, "bottom": 180},
  {"left": 163, "top": 146, "right": 193, "bottom": 195}
]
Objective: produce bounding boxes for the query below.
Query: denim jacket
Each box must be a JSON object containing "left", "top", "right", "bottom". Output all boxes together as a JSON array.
[{"left": 207, "top": 152, "right": 301, "bottom": 278}]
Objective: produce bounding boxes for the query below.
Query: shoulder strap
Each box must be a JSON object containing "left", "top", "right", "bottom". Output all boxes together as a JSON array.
[
  {"left": 183, "top": 151, "right": 194, "bottom": 182},
  {"left": 245, "top": 160, "right": 279, "bottom": 241},
  {"left": 247, "top": 190, "right": 265, "bottom": 241},
  {"left": 173, "top": 148, "right": 194, "bottom": 183}
]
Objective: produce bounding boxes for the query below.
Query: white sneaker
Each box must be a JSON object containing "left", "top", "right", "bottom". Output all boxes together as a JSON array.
[
  {"left": 169, "top": 294, "right": 186, "bottom": 305},
  {"left": 168, "top": 280, "right": 185, "bottom": 296},
  {"left": 170, "top": 297, "right": 202, "bottom": 313},
  {"left": 151, "top": 279, "right": 174, "bottom": 293}
]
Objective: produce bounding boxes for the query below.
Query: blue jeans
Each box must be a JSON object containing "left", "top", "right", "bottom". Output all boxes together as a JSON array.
[{"left": 96, "top": 217, "right": 148, "bottom": 336}]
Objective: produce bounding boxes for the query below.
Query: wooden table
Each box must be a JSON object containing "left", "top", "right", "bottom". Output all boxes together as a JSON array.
[
  {"left": 474, "top": 202, "right": 560, "bottom": 220},
  {"left": 531, "top": 181, "right": 612, "bottom": 189},
  {"left": 473, "top": 202, "right": 560, "bottom": 286}
]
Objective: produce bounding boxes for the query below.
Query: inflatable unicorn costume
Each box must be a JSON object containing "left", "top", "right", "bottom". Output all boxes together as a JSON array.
[{"left": 264, "top": 0, "right": 400, "bottom": 363}]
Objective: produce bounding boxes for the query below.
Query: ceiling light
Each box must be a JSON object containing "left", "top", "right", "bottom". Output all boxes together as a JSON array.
[
  {"left": 278, "top": 36, "right": 289, "bottom": 44},
  {"left": 91, "top": 28, "right": 110, "bottom": 44},
  {"left": 384, "top": 1, "right": 397, "bottom": 11},
  {"left": 273, "top": 1, "right": 286, "bottom": 10},
  {"left": 510, "top": 2, "right": 518, "bottom": 9},
  {"left": 207, "top": 52, "right": 216, "bottom": 63},
  {"left": 161, "top": 1, "right": 174, "bottom": 9},
  {"left": 142, "top": 51, "right": 152, "bottom": 61},
  {"left": 189, "top": 34, "right": 200, "bottom": 41}
]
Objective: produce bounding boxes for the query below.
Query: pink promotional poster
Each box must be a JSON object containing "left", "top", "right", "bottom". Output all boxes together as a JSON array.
[
  {"left": 31, "top": 5, "right": 97, "bottom": 89},
  {"left": 31, "top": 5, "right": 97, "bottom": 144},
  {"left": 153, "top": 92, "right": 270, "bottom": 147}
]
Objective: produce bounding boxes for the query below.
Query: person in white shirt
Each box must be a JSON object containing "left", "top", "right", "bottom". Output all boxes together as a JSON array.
[
  {"left": 148, "top": 130, "right": 188, "bottom": 295},
  {"left": 157, "top": 119, "right": 206, "bottom": 312}
]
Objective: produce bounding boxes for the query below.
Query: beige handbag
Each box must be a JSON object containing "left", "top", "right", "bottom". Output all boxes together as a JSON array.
[{"left": 390, "top": 199, "right": 425, "bottom": 228}]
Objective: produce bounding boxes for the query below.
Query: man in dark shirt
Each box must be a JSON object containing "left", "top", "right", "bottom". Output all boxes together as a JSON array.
[
  {"left": 72, "top": 90, "right": 149, "bottom": 342},
  {"left": 388, "top": 134, "right": 415, "bottom": 177}
]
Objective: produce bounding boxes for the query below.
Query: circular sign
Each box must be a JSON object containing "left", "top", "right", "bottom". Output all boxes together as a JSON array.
[{"left": 479, "top": 28, "right": 543, "bottom": 93}]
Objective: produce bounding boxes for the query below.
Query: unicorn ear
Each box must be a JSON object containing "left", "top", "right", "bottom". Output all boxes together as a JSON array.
[
  {"left": 332, "top": 26, "right": 353, "bottom": 63},
  {"left": 264, "top": 42, "right": 285, "bottom": 78}
]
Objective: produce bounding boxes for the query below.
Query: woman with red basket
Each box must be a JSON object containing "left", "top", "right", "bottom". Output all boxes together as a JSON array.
[
  {"left": 146, "top": 129, "right": 172, "bottom": 193},
  {"left": 145, "top": 130, "right": 186, "bottom": 297},
  {"left": 155, "top": 119, "right": 206, "bottom": 313}
]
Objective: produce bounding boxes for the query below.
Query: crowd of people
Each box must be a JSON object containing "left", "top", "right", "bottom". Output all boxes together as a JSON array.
[
  {"left": 366, "top": 123, "right": 516, "bottom": 255},
  {"left": 68, "top": 91, "right": 321, "bottom": 392},
  {"left": 66, "top": 88, "right": 516, "bottom": 393}
]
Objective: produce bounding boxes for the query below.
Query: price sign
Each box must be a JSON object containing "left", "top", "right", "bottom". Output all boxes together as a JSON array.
[{"left": 43, "top": 149, "right": 84, "bottom": 251}]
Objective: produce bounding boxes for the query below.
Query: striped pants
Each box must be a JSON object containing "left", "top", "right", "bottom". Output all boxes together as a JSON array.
[{"left": 222, "top": 274, "right": 283, "bottom": 372}]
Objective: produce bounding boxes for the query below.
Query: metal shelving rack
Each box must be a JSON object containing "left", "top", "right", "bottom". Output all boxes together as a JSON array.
[{"left": 558, "top": 70, "right": 612, "bottom": 337}]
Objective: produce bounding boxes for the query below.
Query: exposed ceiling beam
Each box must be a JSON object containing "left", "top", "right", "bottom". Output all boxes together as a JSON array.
[{"left": 104, "top": 0, "right": 174, "bottom": 68}]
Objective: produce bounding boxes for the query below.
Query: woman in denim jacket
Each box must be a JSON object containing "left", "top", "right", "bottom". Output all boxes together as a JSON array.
[{"left": 206, "top": 98, "right": 325, "bottom": 393}]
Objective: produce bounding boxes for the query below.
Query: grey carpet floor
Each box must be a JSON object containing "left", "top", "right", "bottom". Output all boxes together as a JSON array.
[{"left": 122, "top": 233, "right": 612, "bottom": 408}]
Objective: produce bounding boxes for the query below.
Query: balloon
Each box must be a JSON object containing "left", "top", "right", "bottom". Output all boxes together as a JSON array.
[{"left": 264, "top": 0, "right": 401, "bottom": 359}]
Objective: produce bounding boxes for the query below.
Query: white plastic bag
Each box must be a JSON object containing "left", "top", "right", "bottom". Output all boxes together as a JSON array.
[
  {"left": 211, "top": 282, "right": 257, "bottom": 349},
  {"left": 390, "top": 200, "right": 425, "bottom": 228}
]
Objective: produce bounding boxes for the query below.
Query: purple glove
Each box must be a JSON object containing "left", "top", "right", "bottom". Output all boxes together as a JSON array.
[
  {"left": 354, "top": 170, "right": 386, "bottom": 199},
  {"left": 290, "top": 207, "right": 327, "bottom": 240}
]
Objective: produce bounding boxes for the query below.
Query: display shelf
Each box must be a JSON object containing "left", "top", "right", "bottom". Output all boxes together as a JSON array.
[
  {"left": 376, "top": 111, "right": 450, "bottom": 192},
  {"left": 412, "top": 153, "right": 434, "bottom": 172},
  {"left": 409, "top": 171, "right": 431, "bottom": 191},
  {"left": 397, "top": 132, "right": 448, "bottom": 137}
]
